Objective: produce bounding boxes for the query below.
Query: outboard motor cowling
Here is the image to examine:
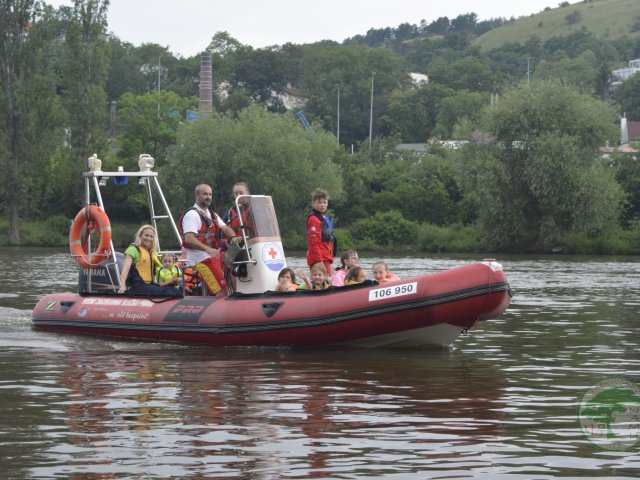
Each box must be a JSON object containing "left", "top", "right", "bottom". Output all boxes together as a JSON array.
[{"left": 78, "top": 252, "right": 124, "bottom": 294}]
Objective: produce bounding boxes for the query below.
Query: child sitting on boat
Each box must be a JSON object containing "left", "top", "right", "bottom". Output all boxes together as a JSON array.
[
  {"left": 372, "top": 261, "right": 401, "bottom": 283},
  {"left": 156, "top": 253, "right": 183, "bottom": 290},
  {"left": 300, "top": 262, "right": 330, "bottom": 290},
  {"left": 344, "top": 266, "right": 367, "bottom": 285},
  {"left": 331, "top": 249, "right": 359, "bottom": 286},
  {"left": 276, "top": 268, "right": 300, "bottom": 292}
]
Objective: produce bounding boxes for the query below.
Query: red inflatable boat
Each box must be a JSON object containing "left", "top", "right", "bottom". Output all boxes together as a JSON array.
[
  {"left": 31, "top": 159, "right": 511, "bottom": 348},
  {"left": 32, "top": 260, "right": 510, "bottom": 348}
]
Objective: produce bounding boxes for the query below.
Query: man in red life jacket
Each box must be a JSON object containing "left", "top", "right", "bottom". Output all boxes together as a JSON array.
[{"left": 180, "top": 184, "right": 240, "bottom": 296}]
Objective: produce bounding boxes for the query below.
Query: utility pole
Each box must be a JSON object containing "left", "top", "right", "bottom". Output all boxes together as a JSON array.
[
  {"left": 157, "top": 55, "right": 161, "bottom": 118},
  {"left": 337, "top": 86, "right": 340, "bottom": 145},
  {"left": 369, "top": 72, "right": 375, "bottom": 154},
  {"left": 527, "top": 54, "right": 531, "bottom": 86}
]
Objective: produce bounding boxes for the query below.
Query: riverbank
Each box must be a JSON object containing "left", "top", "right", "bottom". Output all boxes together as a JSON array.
[{"left": 3, "top": 217, "right": 640, "bottom": 255}]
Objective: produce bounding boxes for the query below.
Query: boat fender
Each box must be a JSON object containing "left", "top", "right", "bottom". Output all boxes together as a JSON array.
[{"left": 69, "top": 205, "right": 112, "bottom": 269}]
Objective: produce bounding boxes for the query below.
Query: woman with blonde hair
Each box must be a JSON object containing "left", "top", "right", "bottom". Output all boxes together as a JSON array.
[{"left": 118, "top": 225, "right": 181, "bottom": 296}]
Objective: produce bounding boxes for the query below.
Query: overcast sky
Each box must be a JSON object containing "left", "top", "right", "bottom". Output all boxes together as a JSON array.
[{"left": 47, "top": 0, "right": 569, "bottom": 57}]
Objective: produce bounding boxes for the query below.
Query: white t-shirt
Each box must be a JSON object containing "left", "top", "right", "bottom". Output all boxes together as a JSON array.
[{"left": 182, "top": 204, "right": 227, "bottom": 265}]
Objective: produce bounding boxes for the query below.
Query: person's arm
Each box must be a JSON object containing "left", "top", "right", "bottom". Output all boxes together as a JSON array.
[
  {"left": 306, "top": 216, "right": 323, "bottom": 265},
  {"left": 221, "top": 225, "right": 242, "bottom": 245},
  {"left": 184, "top": 231, "right": 221, "bottom": 258},
  {"left": 297, "top": 270, "right": 312, "bottom": 289},
  {"left": 118, "top": 254, "right": 133, "bottom": 293}
]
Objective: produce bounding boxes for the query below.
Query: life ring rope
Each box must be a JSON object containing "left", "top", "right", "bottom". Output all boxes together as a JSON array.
[{"left": 69, "top": 205, "right": 112, "bottom": 269}]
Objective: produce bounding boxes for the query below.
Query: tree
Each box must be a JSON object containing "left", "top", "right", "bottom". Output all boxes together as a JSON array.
[
  {"left": 116, "top": 91, "right": 195, "bottom": 162},
  {"left": 105, "top": 37, "right": 146, "bottom": 100},
  {"left": 433, "top": 90, "right": 488, "bottom": 139},
  {"left": 457, "top": 81, "right": 623, "bottom": 251},
  {"left": 57, "top": 0, "right": 110, "bottom": 211},
  {"left": 0, "top": 1, "right": 63, "bottom": 242},
  {"left": 380, "top": 83, "right": 455, "bottom": 142},
  {"left": 429, "top": 56, "right": 495, "bottom": 92},
  {"left": 533, "top": 50, "right": 599, "bottom": 94},
  {"left": 614, "top": 72, "right": 640, "bottom": 120},
  {"left": 162, "top": 106, "right": 343, "bottom": 239},
  {"left": 301, "top": 44, "right": 406, "bottom": 147},
  {"left": 208, "top": 31, "right": 241, "bottom": 56}
]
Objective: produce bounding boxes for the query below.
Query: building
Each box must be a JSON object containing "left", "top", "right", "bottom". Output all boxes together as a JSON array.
[{"left": 611, "top": 59, "right": 640, "bottom": 86}]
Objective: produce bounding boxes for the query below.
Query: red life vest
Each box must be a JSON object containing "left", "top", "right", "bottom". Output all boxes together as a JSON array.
[{"left": 178, "top": 207, "right": 221, "bottom": 249}]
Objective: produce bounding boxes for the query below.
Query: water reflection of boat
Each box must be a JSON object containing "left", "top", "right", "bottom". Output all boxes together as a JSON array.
[
  {"left": 48, "top": 349, "right": 506, "bottom": 478},
  {"left": 32, "top": 158, "right": 511, "bottom": 348}
]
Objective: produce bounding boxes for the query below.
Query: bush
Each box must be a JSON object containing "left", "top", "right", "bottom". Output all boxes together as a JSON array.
[
  {"left": 21, "top": 220, "right": 68, "bottom": 246},
  {"left": 558, "top": 228, "right": 635, "bottom": 254},
  {"left": 416, "top": 223, "right": 480, "bottom": 252},
  {"left": 350, "top": 210, "right": 416, "bottom": 247},
  {"left": 565, "top": 11, "right": 582, "bottom": 25},
  {"left": 45, "top": 215, "right": 73, "bottom": 238}
]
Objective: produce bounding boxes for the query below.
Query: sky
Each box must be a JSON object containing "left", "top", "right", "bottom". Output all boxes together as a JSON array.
[{"left": 47, "top": 0, "right": 569, "bottom": 57}]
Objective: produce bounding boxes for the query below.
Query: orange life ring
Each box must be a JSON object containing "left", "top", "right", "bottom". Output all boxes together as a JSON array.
[{"left": 69, "top": 205, "right": 112, "bottom": 269}]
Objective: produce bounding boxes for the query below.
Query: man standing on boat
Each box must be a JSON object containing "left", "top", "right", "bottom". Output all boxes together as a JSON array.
[{"left": 180, "top": 184, "right": 241, "bottom": 296}]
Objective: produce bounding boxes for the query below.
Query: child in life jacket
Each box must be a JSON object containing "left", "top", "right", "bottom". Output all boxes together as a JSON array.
[
  {"left": 156, "top": 253, "right": 183, "bottom": 290},
  {"left": 372, "top": 261, "right": 401, "bottom": 283},
  {"left": 300, "top": 262, "right": 330, "bottom": 290}
]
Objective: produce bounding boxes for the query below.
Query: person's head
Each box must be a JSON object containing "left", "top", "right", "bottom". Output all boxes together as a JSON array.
[
  {"left": 340, "top": 249, "right": 359, "bottom": 269},
  {"left": 195, "top": 184, "right": 213, "bottom": 209},
  {"left": 311, "top": 188, "right": 329, "bottom": 214},
  {"left": 345, "top": 266, "right": 366, "bottom": 283},
  {"left": 278, "top": 267, "right": 296, "bottom": 284},
  {"left": 160, "top": 253, "right": 175, "bottom": 269},
  {"left": 310, "top": 262, "right": 328, "bottom": 285},
  {"left": 133, "top": 225, "right": 157, "bottom": 252},
  {"left": 372, "top": 261, "right": 390, "bottom": 282},
  {"left": 232, "top": 182, "right": 249, "bottom": 197}
]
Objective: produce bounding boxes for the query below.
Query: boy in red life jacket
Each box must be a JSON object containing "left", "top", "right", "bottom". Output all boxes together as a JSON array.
[
  {"left": 306, "top": 188, "right": 336, "bottom": 277},
  {"left": 180, "top": 184, "right": 241, "bottom": 296}
]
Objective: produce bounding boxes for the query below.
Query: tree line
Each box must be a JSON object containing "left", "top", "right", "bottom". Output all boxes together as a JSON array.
[{"left": 1, "top": 0, "right": 640, "bottom": 254}]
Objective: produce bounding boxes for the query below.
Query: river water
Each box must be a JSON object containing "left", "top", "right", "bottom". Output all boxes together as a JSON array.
[{"left": 1, "top": 248, "right": 639, "bottom": 479}]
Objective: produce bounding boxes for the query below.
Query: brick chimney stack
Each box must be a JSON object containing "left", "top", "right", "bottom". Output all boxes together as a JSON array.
[{"left": 199, "top": 51, "right": 213, "bottom": 114}]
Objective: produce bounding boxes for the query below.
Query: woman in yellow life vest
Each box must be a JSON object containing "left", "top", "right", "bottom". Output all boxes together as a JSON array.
[{"left": 118, "top": 225, "right": 181, "bottom": 297}]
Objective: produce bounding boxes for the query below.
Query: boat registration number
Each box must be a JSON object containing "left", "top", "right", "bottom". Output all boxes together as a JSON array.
[{"left": 369, "top": 282, "right": 417, "bottom": 302}]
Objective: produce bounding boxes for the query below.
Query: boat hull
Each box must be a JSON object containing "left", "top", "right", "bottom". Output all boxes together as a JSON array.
[{"left": 32, "top": 262, "right": 511, "bottom": 348}]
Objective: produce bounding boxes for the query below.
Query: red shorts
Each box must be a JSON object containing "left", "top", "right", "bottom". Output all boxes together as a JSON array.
[{"left": 194, "top": 255, "right": 226, "bottom": 295}]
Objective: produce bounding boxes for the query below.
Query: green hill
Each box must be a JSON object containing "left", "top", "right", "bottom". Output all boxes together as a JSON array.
[{"left": 474, "top": 0, "right": 640, "bottom": 51}]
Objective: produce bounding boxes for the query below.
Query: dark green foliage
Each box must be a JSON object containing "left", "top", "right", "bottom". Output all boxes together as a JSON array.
[
  {"left": 161, "top": 106, "right": 343, "bottom": 238},
  {"left": 457, "top": 81, "right": 623, "bottom": 252},
  {"left": 350, "top": 210, "right": 416, "bottom": 247},
  {"left": 4, "top": 2, "right": 640, "bottom": 256},
  {"left": 415, "top": 223, "right": 480, "bottom": 253},
  {"left": 614, "top": 73, "right": 640, "bottom": 120}
]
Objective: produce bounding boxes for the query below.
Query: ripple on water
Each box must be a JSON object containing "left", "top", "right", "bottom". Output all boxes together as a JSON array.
[{"left": 1, "top": 252, "right": 640, "bottom": 478}]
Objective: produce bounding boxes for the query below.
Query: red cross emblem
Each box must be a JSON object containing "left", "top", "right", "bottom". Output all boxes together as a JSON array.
[{"left": 268, "top": 247, "right": 278, "bottom": 259}]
